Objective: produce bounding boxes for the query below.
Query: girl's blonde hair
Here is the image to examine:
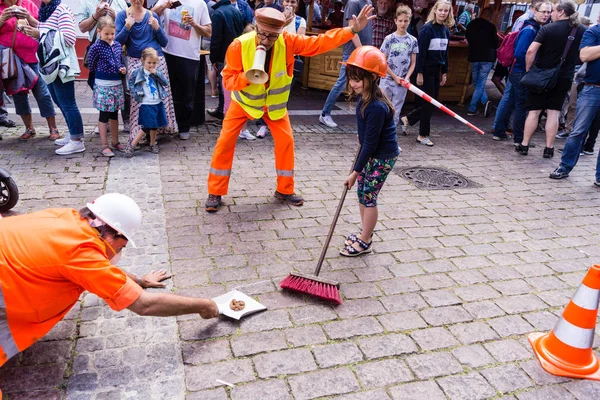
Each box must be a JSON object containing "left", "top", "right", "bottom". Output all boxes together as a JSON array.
[
  {"left": 97, "top": 16, "right": 116, "bottom": 32},
  {"left": 346, "top": 65, "right": 395, "bottom": 119},
  {"left": 141, "top": 47, "right": 159, "bottom": 62},
  {"left": 395, "top": 4, "right": 412, "bottom": 18},
  {"left": 426, "top": 0, "right": 455, "bottom": 28}
]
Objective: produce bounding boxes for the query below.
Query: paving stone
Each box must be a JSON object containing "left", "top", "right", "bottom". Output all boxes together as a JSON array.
[
  {"left": 495, "top": 294, "right": 549, "bottom": 314},
  {"left": 288, "top": 304, "right": 338, "bottom": 325},
  {"left": 334, "top": 389, "right": 391, "bottom": 400},
  {"left": 257, "top": 291, "right": 306, "bottom": 310},
  {"left": 488, "top": 315, "right": 534, "bottom": 337},
  {"left": 288, "top": 368, "right": 360, "bottom": 400},
  {"left": 519, "top": 360, "right": 570, "bottom": 385},
  {"left": 324, "top": 317, "right": 384, "bottom": 339},
  {"left": 230, "top": 379, "right": 291, "bottom": 400},
  {"left": 186, "top": 387, "right": 228, "bottom": 400},
  {"left": 480, "top": 266, "right": 523, "bottom": 281},
  {"left": 563, "top": 380, "right": 600, "bottom": 399},
  {"left": 341, "top": 282, "right": 383, "bottom": 299},
  {"left": 525, "top": 276, "right": 569, "bottom": 291},
  {"left": 419, "top": 259, "right": 457, "bottom": 273},
  {"left": 449, "top": 322, "right": 499, "bottom": 344},
  {"left": 355, "top": 359, "right": 413, "bottom": 388},
  {"left": 313, "top": 342, "right": 363, "bottom": 368},
  {"left": 420, "top": 305, "right": 472, "bottom": 326},
  {"left": 437, "top": 372, "right": 497, "bottom": 400},
  {"left": 253, "top": 348, "right": 317, "bottom": 378},
  {"left": 377, "top": 278, "right": 420, "bottom": 295},
  {"left": 422, "top": 289, "right": 463, "bottom": 307},
  {"left": 481, "top": 364, "right": 534, "bottom": 393},
  {"left": 448, "top": 270, "right": 488, "bottom": 285},
  {"left": 185, "top": 360, "right": 255, "bottom": 391},
  {"left": 240, "top": 310, "right": 292, "bottom": 333},
  {"left": 406, "top": 352, "right": 463, "bottom": 379},
  {"left": 463, "top": 301, "right": 506, "bottom": 319},
  {"left": 490, "top": 279, "right": 533, "bottom": 295},
  {"left": 451, "top": 344, "right": 495, "bottom": 368},
  {"left": 411, "top": 327, "right": 459, "bottom": 350},
  {"left": 178, "top": 318, "right": 237, "bottom": 340},
  {"left": 376, "top": 311, "right": 428, "bottom": 332},
  {"left": 536, "top": 289, "right": 574, "bottom": 307},
  {"left": 357, "top": 333, "right": 418, "bottom": 359},
  {"left": 413, "top": 274, "right": 456, "bottom": 290},
  {"left": 388, "top": 381, "right": 446, "bottom": 400},
  {"left": 354, "top": 266, "right": 393, "bottom": 282},
  {"left": 380, "top": 293, "right": 428, "bottom": 312},
  {"left": 285, "top": 325, "right": 328, "bottom": 347},
  {"left": 516, "top": 386, "right": 575, "bottom": 400},
  {"left": 231, "top": 331, "right": 288, "bottom": 357},
  {"left": 388, "top": 263, "right": 426, "bottom": 278},
  {"left": 336, "top": 299, "right": 387, "bottom": 318},
  {"left": 484, "top": 339, "right": 532, "bottom": 362}
]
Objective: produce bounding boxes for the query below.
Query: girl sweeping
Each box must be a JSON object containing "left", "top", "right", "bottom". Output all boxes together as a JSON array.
[
  {"left": 340, "top": 46, "right": 400, "bottom": 257},
  {"left": 87, "top": 16, "right": 127, "bottom": 157},
  {"left": 401, "top": 0, "right": 453, "bottom": 147},
  {"left": 126, "top": 47, "right": 169, "bottom": 156}
]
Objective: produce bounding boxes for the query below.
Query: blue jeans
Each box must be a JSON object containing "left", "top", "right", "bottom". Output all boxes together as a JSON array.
[
  {"left": 469, "top": 62, "right": 492, "bottom": 112},
  {"left": 510, "top": 71, "right": 527, "bottom": 144},
  {"left": 12, "top": 63, "right": 55, "bottom": 118},
  {"left": 558, "top": 86, "right": 600, "bottom": 179},
  {"left": 321, "top": 53, "right": 349, "bottom": 116},
  {"left": 48, "top": 79, "right": 84, "bottom": 140},
  {"left": 493, "top": 78, "right": 513, "bottom": 135}
]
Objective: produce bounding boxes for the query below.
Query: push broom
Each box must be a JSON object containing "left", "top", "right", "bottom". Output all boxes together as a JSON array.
[{"left": 280, "top": 145, "right": 362, "bottom": 305}]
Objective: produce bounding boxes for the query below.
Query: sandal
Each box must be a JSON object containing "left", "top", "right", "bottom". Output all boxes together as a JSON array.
[
  {"left": 124, "top": 141, "right": 134, "bottom": 158},
  {"left": 19, "top": 128, "right": 37, "bottom": 141},
  {"left": 48, "top": 128, "right": 61, "bottom": 141},
  {"left": 101, "top": 147, "right": 115, "bottom": 157},
  {"left": 416, "top": 137, "right": 434, "bottom": 147},
  {"left": 344, "top": 232, "right": 374, "bottom": 246},
  {"left": 401, "top": 117, "right": 410, "bottom": 135},
  {"left": 112, "top": 142, "right": 126, "bottom": 152},
  {"left": 340, "top": 237, "right": 373, "bottom": 257}
]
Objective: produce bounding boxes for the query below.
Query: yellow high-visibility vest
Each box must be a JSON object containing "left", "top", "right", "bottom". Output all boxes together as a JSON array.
[{"left": 232, "top": 31, "right": 293, "bottom": 121}]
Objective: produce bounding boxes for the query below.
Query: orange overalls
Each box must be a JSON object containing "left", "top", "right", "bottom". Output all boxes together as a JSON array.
[
  {"left": 0, "top": 209, "right": 142, "bottom": 368},
  {"left": 207, "top": 28, "right": 354, "bottom": 196}
]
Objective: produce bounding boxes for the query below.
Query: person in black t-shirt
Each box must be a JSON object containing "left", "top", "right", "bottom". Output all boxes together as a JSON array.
[{"left": 519, "top": 0, "right": 586, "bottom": 158}]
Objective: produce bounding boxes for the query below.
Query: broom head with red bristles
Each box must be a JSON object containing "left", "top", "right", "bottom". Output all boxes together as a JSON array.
[{"left": 280, "top": 272, "right": 341, "bottom": 304}]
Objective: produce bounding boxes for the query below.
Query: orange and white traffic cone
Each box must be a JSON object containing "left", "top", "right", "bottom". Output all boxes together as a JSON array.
[{"left": 529, "top": 264, "right": 600, "bottom": 380}]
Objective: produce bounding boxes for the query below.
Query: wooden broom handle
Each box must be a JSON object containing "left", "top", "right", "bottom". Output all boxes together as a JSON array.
[{"left": 313, "top": 143, "right": 362, "bottom": 276}]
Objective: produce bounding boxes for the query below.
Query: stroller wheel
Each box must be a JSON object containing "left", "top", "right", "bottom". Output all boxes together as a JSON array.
[{"left": 0, "top": 176, "right": 19, "bottom": 212}]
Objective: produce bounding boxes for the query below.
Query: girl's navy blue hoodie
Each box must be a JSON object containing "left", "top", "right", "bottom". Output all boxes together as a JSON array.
[
  {"left": 416, "top": 22, "right": 450, "bottom": 74},
  {"left": 354, "top": 98, "right": 400, "bottom": 173}
]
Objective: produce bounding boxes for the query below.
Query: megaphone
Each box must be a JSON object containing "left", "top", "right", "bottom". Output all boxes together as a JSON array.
[{"left": 246, "top": 45, "right": 269, "bottom": 85}]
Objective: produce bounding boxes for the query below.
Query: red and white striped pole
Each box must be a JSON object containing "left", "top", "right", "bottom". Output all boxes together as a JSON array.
[{"left": 399, "top": 78, "right": 485, "bottom": 135}]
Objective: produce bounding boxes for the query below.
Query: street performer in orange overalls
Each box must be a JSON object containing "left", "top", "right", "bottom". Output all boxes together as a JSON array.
[{"left": 205, "top": 5, "right": 376, "bottom": 212}]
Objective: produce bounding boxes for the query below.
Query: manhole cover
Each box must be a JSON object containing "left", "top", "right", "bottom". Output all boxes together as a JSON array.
[{"left": 395, "top": 166, "right": 480, "bottom": 190}]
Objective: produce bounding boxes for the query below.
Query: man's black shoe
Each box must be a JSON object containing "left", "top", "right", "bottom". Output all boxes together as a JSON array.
[
  {"left": 0, "top": 119, "right": 16, "bottom": 128},
  {"left": 549, "top": 168, "right": 569, "bottom": 179},
  {"left": 543, "top": 147, "right": 554, "bottom": 158},
  {"left": 207, "top": 108, "right": 224, "bottom": 120},
  {"left": 274, "top": 191, "right": 304, "bottom": 206}
]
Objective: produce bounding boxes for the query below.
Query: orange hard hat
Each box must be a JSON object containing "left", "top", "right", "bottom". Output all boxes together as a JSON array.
[{"left": 342, "top": 46, "right": 387, "bottom": 77}]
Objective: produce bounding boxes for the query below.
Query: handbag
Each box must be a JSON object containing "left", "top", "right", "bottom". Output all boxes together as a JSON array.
[
  {"left": 520, "top": 26, "right": 578, "bottom": 93},
  {"left": 0, "top": 4, "right": 19, "bottom": 80}
]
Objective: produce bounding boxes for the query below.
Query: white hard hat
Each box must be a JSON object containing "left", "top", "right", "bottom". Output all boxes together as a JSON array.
[{"left": 87, "top": 193, "right": 142, "bottom": 248}]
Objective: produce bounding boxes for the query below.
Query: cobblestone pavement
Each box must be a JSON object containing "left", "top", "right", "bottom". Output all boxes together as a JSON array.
[{"left": 0, "top": 83, "right": 599, "bottom": 399}]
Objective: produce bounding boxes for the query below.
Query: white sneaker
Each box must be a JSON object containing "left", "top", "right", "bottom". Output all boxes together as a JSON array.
[
  {"left": 55, "top": 140, "right": 85, "bottom": 155},
  {"left": 319, "top": 114, "right": 338, "bottom": 128},
  {"left": 55, "top": 136, "right": 70, "bottom": 146},
  {"left": 239, "top": 129, "right": 256, "bottom": 140},
  {"left": 256, "top": 126, "right": 268, "bottom": 138}
]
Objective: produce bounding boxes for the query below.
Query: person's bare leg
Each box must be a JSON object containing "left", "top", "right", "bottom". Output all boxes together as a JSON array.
[
  {"left": 522, "top": 110, "right": 542, "bottom": 146},
  {"left": 46, "top": 115, "right": 57, "bottom": 130},
  {"left": 545, "top": 109, "right": 560, "bottom": 148},
  {"left": 149, "top": 129, "right": 157, "bottom": 146},
  {"left": 492, "top": 76, "right": 505, "bottom": 95},
  {"left": 109, "top": 119, "right": 120, "bottom": 146},
  {"left": 98, "top": 122, "right": 109, "bottom": 147},
  {"left": 21, "top": 114, "right": 34, "bottom": 130}
]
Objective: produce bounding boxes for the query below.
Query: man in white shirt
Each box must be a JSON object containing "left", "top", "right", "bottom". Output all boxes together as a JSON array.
[{"left": 152, "top": 0, "right": 212, "bottom": 140}]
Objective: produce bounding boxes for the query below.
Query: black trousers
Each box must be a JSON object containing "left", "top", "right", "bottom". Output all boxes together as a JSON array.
[
  {"left": 406, "top": 65, "right": 441, "bottom": 138},
  {"left": 165, "top": 53, "right": 200, "bottom": 133}
]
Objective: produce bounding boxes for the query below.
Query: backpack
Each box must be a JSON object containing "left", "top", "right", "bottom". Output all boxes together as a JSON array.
[{"left": 496, "top": 29, "right": 521, "bottom": 68}]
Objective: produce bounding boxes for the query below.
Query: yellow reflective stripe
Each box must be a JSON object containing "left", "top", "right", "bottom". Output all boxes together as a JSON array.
[
  {"left": 0, "top": 284, "right": 19, "bottom": 360},
  {"left": 269, "top": 84, "right": 292, "bottom": 95},
  {"left": 239, "top": 90, "right": 267, "bottom": 100},
  {"left": 210, "top": 167, "right": 231, "bottom": 176},
  {"left": 268, "top": 103, "right": 288, "bottom": 112},
  {"left": 232, "top": 91, "right": 264, "bottom": 111},
  {"left": 277, "top": 169, "right": 294, "bottom": 177}
]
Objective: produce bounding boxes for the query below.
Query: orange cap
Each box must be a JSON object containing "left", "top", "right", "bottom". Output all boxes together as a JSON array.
[{"left": 342, "top": 46, "right": 388, "bottom": 77}]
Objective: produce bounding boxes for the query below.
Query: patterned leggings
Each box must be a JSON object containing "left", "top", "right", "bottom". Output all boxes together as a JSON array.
[{"left": 357, "top": 156, "right": 397, "bottom": 207}]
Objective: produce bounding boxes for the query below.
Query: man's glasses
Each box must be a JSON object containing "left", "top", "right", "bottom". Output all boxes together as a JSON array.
[{"left": 257, "top": 31, "right": 279, "bottom": 40}]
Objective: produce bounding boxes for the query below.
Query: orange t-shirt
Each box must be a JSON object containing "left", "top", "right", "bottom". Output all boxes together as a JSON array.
[{"left": 0, "top": 209, "right": 142, "bottom": 365}]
